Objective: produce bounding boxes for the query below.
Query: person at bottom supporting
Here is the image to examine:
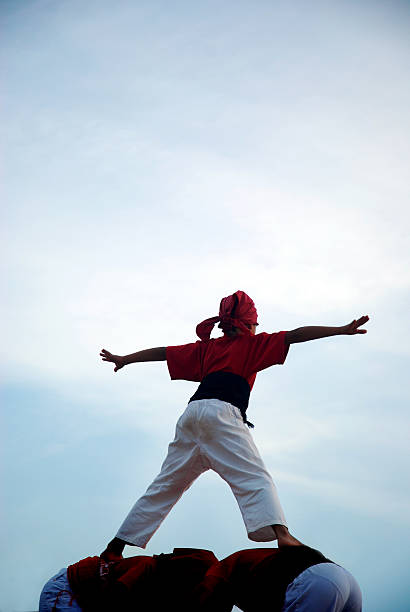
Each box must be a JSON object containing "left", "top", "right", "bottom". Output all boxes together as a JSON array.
[
  {"left": 39, "top": 548, "right": 217, "bottom": 612},
  {"left": 194, "top": 545, "right": 362, "bottom": 612}
]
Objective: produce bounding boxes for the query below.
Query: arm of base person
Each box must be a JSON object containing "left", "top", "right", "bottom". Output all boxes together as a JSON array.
[
  {"left": 285, "top": 315, "right": 369, "bottom": 344},
  {"left": 100, "top": 347, "right": 166, "bottom": 371}
]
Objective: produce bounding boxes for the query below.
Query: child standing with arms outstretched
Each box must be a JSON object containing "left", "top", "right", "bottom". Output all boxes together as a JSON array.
[{"left": 100, "top": 290, "right": 369, "bottom": 560}]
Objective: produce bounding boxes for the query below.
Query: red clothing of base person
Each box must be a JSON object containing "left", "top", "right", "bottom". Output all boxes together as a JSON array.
[
  {"left": 66, "top": 548, "right": 217, "bottom": 611},
  {"left": 194, "top": 546, "right": 332, "bottom": 611}
]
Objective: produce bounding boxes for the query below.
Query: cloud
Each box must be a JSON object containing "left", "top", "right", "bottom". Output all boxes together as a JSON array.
[
  {"left": 274, "top": 468, "right": 410, "bottom": 524},
  {"left": 2, "top": 2, "right": 410, "bottom": 610}
]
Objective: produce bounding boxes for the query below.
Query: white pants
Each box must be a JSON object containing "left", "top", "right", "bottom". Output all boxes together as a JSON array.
[
  {"left": 39, "top": 568, "right": 82, "bottom": 612},
  {"left": 117, "top": 399, "right": 287, "bottom": 547},
  {"left": 282, "top": 563, "right": 362, "bottom": 612}
]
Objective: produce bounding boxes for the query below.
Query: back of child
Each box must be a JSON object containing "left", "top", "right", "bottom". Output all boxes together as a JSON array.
[{"left": 100, "top": 290, "right": 368, "bottom": 559}]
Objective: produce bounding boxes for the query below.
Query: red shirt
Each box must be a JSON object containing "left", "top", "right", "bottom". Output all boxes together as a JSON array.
[
  {"left": 66, "top": 555, "right": 156, "bottom": 610},
  {"left": 195, "top": 546, "right": 331, "bottom": 611},
  {"left": 67, "top": 549, "right": 218, "bottom": 611},
  {"left": 166, "top": 331, "right": 289, "bottom": 389}
]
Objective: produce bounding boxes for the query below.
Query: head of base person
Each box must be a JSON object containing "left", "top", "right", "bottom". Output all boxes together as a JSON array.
[{"left": 196, "top": 290, "right": 258, "bottom": 340}]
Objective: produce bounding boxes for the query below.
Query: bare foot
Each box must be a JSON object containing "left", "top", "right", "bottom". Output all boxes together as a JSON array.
[
  {"left": 100, "top": 549, "right": 123, "bottom": 562},
  {"left": 272, "top": 524, "right": 303, "bottom": 547},
  {"left": 100, "top": 537, "right": 126, "bottom": 561}
]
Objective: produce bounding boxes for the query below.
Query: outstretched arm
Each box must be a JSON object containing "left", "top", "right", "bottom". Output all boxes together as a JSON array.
[
  {"left": 285, "top": 315, "right": 369, "bottom": 344},
  {"left": 100, "top": 347, "right": 166, "bottom": 372}
]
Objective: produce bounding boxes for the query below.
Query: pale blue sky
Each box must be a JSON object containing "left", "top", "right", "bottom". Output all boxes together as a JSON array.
[{"left": 2, "top": 1, "right": 410, "bottom": 611}]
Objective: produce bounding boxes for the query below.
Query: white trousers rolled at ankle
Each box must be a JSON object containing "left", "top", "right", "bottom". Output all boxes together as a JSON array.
[{"left": 116, "top": 399, "right": 287, "bottom": 548}]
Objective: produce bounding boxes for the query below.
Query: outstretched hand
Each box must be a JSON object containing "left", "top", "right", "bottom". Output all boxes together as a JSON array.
[
  {"left": 100, "top": 349, "right": 125, "bottom": 372},
  {"left": 343, "top": 315, "right": 370, "bottom": 335}
]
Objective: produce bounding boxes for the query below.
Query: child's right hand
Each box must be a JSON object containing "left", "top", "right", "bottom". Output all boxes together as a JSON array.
[{"left": 100, "top": 349, "right": 125, "bottom": 372}]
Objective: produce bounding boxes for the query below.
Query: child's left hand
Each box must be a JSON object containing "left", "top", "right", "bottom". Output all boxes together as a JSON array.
[{"left": 342, "top": 315, "right": 370, "bottom": 335}]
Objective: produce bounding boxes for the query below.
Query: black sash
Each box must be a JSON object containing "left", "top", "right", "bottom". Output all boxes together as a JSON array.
[{"left": 189, "top": 371, "right": 254, "bottom": 428}]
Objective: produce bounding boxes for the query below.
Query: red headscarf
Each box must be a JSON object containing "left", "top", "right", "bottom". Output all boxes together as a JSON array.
[{"left": 196, "top": 290, "right": 258, "bottom": 340}]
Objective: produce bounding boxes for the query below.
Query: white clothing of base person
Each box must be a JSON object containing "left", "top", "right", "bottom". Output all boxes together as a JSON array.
[{"left": 283, "top": 562, "right": 362, "bottom": 611}]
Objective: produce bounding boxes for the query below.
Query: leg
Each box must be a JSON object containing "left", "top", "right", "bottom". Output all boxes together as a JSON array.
[
  {"left": 272, "top": 524, "right": 302, "bottom": 547},
  {"left": 104, "top": 407, "right": 208, "bottom": 553},
  {"left": 282, "top": 563, "right": 362, "bottom": 612},
  {"left": 193, "top": 399, "right": 300, "bottom": 544}
]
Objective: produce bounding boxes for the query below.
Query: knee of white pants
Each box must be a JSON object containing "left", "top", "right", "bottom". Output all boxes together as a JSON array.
[{"left": 282, "top": 563, "right": 361, "bottom": 612}]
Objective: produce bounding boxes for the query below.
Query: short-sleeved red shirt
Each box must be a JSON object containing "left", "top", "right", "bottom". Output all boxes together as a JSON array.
[
  {"left": 67, "top": 549, "right": 218, "bottom": 611},
  {"left": 166, "top": 331, "right": 289, "bottom": 390},
  {"left": 195, "top": 546, "right": 331, "bottom": 611}
]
